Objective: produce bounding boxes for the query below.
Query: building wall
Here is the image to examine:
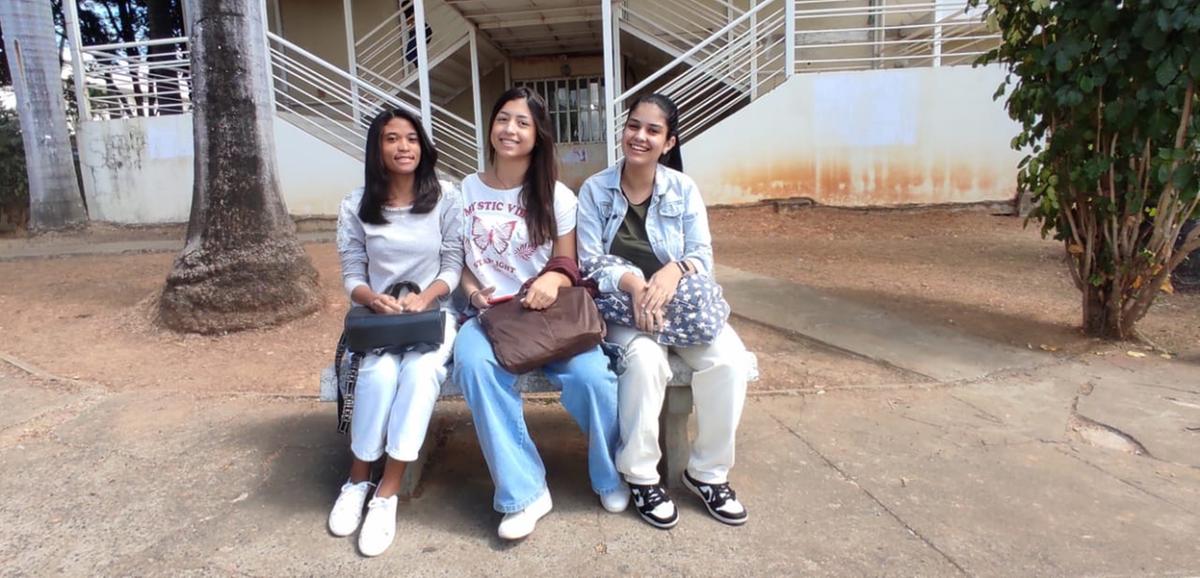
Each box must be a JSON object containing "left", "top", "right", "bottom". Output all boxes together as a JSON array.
[
  {"left": 509, "top": 55, "right": 610, "bottom": 190},
  {"left": 682, "top": 64, "right": 1022, "bottom": 207},
  {"left": 278, "top": 0, "right": 349, "bottom": 69},
  {"left": 78, "top": 114, "right": 362, "bottom": 224}
]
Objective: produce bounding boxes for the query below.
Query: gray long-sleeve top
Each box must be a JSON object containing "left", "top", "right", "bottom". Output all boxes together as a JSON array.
[{"left": 336, "top": 183, "right": 464, "bottom": 309}]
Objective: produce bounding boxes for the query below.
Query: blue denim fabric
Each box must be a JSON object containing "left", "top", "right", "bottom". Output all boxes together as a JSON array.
[
  {"left": 576, "top": 160, "right": 715, "bottom": 295},
  {"left": 452, "top": 318, "right": 623, "bottom": 513}
]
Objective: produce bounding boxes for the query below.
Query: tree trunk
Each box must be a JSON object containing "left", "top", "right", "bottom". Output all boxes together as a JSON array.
[
  {"left": 157, "top": 0, "right": 321, "bottom": 334},
  {"left": 0, "top": 0, "right": 88, "bottom": 231},
  {"left": 1081, "top": 282, "right": 1128, "bottom": 340}
]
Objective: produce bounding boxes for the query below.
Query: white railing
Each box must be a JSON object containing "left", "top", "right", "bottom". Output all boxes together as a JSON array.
[
  {"left": 353, "top": 0, "right": 470, "bottom": 94},
  {"left": 620, "top": 0, "right": 752, "bottom": 67},
  {"left": 80, "top": 37, "right": 192, "bottom": 119},
  {"left": 791, "top": 0, "right": 999, "bottom": 72},
  {"left": 267, "top": 31, "right": 477, "bottom": 180},
  {"left": 612, "top": 0, "right": 785, "bottom": 160}
]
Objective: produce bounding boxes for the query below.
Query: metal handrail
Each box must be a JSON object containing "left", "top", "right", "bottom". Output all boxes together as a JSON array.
[
  {"left": 616, "top": 0, "right": 780, "bottom": 104},
  {"left": 267, "top": 32, "right": 420, "bottom": 116},
  {"left": 610, "top": 1, "right": 787, "bottom": 160},
  {"left": 82, "top": 36, "right": 188, "bottom": 52},
  {"left": 80, "top": 36, "right": 192, "bottom": 118}
]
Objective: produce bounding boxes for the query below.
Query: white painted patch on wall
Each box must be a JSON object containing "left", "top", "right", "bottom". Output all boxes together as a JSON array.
[{"left": 78, "top": 113, "right": 363, "bottom": 224}]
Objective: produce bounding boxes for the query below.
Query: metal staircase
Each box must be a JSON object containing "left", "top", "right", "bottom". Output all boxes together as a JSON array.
[{"left": 606, "top": 0, "right": 997, "bottom": 161}]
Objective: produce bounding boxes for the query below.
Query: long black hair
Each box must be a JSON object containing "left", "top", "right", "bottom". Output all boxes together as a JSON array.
[
  {"left": 627, "top": 92, "right": 683, "bottom": 172},
  {"left": 487, "top": 86, "right": 558, "bottom": 247},
  {"left": 359, "top": 107, "right": 440, "bottom": 225}
]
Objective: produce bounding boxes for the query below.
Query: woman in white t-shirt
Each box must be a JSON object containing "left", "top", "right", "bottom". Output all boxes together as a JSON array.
[
  {"left": 454, "top": 87, "right": 626, "bottom": 540},
  {"left": 327, "top": 108, "right": 463, "bottom": 557}
]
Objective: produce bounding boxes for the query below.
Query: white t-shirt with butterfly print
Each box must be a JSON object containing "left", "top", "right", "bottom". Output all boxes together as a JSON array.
[{"left": 460, "top": 172, "right": 578, "bottom": 299}]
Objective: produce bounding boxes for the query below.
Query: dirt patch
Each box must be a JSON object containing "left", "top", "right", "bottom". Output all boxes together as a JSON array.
[
  {"left": 710, "top": 205, "right": 1200, "bottom": 361},
  {"left": 3, "top": 205, "right": 1193, "bottom": 395},
  {"left": 0, "top": 243, "right": 900, "bottom": 395}
]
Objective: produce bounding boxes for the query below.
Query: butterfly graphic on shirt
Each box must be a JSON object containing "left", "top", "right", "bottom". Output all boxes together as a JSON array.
[{"left": 471, "top": 215, "right": 518, "bottom": 255}]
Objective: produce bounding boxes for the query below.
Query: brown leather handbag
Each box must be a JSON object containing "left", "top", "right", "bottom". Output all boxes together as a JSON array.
[{"left": 478, "top": 286, "right": 605, "bottom": 374}]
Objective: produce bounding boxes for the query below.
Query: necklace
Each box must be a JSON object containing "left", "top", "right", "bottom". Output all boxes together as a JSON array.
[{"left": 487, "top": 167, "right": 520, "bottom": 190}]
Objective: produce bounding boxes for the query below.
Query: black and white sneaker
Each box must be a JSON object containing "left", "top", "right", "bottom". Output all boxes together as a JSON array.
[
  {"left": 629, "top": 483, "right": 679, "bottom": 529},
  {"left": 682, "top": 472, "right": 748, "bottom": 526}
]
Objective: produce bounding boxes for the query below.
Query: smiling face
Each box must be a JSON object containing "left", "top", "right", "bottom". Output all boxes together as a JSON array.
[
  {"left": 380, "top": 117, "right": 421, "bottom": 177},
  {"left": 489, "top": 98, "right": 537, "bottom": 162},
  {"left": 622, "top": 101, "right": 676, "bottom": 168}
]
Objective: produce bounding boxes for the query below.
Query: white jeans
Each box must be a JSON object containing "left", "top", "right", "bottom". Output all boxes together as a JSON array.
[
  {"left": 609, "top": 324, "right": 751, "bottom": 485},
  {"left": 350, "top": 315, "right": 456, "bottom": 463}
]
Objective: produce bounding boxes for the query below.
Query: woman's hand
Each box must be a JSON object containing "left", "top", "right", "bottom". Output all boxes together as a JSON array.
[
  {"left": 469, "top": 286, "right": 496, "bottom": 310},
  {"left": 522, "top": 272, "right": 564, "bottom": 310},
  {"left": 621, "top": 278, "right": 656, "bottom": 332},
  {"left": 640, "top": 263, "right": 683, "bottom": 321},
  {"left": 397, "top": 291, "right": 434, "bottom": 312},
  {"left": 367, "top": 292, "right": 404, "bottom": 314}
]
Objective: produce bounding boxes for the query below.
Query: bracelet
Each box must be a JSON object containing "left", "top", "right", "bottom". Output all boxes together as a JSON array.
[
  {"left": 676, "top": 261, "right": 688, "bottom": 276},
  {"left": 467, "top": 288, "right": 481, "bottom": 305}
]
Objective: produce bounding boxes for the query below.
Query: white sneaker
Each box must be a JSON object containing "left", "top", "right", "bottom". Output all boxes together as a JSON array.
[
  {"left": 358, "top": 494, "right": 399, "bottom": 557},
  {"left": 600, "top": 483, "right": 630, "bottom": 513},
  {"left": 497, "top": 490, "right": 553, "bottom": 540},
  {"left": 328, "top": 480, "right": 374, "bottom": 537}
]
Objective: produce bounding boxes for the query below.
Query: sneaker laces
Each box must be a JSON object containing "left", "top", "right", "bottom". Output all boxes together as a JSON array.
[
  {"left": 635, "top": 484, "right": 669, "bottom": 509},
  {"left": 710, "top": 482, "right": 736, "bottom": 505},
  {"left": 366, "top": 496, "right": 392, "bottom": 510}
]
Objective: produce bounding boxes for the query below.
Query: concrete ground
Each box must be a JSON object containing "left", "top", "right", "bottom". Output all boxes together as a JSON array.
[{"left": 1, "top": 246, "right": 1199, "bottom": 576}]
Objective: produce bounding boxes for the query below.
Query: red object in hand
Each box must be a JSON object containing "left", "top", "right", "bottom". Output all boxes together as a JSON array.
[{"left": 488, "top": 294, "right": 515, "bottom": 306}]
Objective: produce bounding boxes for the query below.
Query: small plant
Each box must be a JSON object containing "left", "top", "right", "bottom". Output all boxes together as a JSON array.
[{"left": 975, "top": 0, "right": 1200, "bottom": 339}]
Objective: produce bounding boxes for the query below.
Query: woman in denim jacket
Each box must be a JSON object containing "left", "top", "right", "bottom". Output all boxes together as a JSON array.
[{"left": 577, "top": 93, "right": 755, "bottom": 530}]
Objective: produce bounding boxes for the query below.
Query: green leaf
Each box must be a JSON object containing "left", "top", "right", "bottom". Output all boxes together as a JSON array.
[
  {"left": 1156, "top": 59, "right": 1179, "bottom": 86},
  {"left": 1143, "top": 28, "right": 1167, "bottom": 51},
  {"left": 1156, "top": 10, "right": 1170, "bottom": 31}
]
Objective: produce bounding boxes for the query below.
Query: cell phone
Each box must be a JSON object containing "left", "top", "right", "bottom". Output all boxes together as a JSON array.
[{"left": 487, "top": 295, "right": 515, "bottom": 305}]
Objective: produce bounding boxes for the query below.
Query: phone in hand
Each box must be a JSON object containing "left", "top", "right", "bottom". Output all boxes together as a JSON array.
[{"left": 487, "top": 294, "right": 515, "bottom": 306}]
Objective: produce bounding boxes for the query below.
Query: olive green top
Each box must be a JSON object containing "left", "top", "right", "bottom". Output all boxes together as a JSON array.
[{"left": 610, "top": 195, "right": 662, "bottom": 279}]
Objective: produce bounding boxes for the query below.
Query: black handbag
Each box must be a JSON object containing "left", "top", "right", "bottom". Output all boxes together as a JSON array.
[{"left": 334, "top": 281, "right": 447, "bottom": 433}]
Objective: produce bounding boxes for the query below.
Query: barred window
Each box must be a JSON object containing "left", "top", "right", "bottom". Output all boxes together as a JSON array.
[{"left": 516, "top": 77, "right": 606, "bottom": 144}]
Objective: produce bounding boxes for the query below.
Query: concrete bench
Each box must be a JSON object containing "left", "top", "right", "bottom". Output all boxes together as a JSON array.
[{"left": 319, "top": 355, "right": 695, "bottom": 498}]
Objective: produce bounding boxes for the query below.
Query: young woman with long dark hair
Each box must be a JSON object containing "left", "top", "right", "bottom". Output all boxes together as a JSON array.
[
  {"left": 328, "top": 107, "right": 463, "bottom": 556},
  {"left": 577, "top": 93, "right": 755, "bottom": 529},
  {"left": 453, "top": 87, "right": 626, "bottom": 540}
]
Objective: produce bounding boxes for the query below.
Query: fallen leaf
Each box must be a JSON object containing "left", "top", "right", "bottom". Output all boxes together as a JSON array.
[
  {"left": 1126, "top": 351, "right": 1147, "bottom": 358},
  {"left": 1039, "top": 344, "right": 1059, "bottom": 352}
]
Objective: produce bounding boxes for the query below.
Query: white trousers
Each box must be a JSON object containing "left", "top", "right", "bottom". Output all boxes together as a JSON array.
[
  {"left": 350, "top": 315, "right": 456, "bottom": 463},
  {"left": 609, "top": 324, "right": 751, "bottom": 485}
]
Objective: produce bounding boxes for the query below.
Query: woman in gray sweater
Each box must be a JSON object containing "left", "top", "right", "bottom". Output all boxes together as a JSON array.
[{"left": 328, "top": 107, "right": 463, "bottom": 557}]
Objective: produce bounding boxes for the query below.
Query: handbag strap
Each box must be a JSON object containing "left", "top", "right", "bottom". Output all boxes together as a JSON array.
[
  {"left": 336, "top": 353, "right": 363, "bottom": 434},
  {"left": 384, "top": 281, "right": 421, "bottom": 299}
]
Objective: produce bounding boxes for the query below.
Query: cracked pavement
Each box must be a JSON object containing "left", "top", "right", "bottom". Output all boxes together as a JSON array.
[{"left": 2, "top": 348, "right": 1198, "bottom": 576}]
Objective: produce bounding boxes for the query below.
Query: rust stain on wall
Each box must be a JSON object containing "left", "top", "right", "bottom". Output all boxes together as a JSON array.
[{"left": 717, "top": 148, "right": 1012, "bottom": 206}]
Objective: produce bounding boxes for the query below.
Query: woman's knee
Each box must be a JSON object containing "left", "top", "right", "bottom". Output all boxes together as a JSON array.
[
  {"left": 354, "top": 353, "right": 401, "bottom": 393},
  {"left": 623, "top": 338, "right": 672, "bottom": 384}
]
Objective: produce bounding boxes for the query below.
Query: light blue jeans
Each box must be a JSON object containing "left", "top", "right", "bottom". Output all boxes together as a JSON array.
[{"left": 453, "top": 317, "right": 623, "bottom": 513}]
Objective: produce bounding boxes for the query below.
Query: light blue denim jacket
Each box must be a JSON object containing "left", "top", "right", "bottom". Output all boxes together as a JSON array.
[{"left": 577, "top": 160, "right": 714, "bottom": 295}]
